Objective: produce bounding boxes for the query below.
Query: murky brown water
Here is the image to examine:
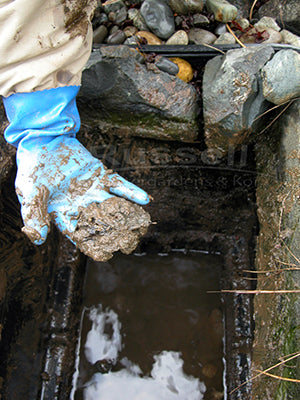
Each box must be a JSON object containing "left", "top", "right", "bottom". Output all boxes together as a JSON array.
[{"left": 74, "top": 252, "right": 225, "bottom": 400}]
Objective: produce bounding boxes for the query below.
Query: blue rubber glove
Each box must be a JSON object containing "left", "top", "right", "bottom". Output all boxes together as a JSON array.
[{"left": 3, "top": 87, "right": 150, "bottom": 245}]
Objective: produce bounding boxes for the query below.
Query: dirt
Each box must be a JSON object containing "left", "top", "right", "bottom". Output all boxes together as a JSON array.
[{"left": 68, "top": 197, "right": 151, "bottom": 262}]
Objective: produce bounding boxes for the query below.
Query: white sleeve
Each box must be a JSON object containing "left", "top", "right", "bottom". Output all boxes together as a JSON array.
[{"left": 0, "top": 0, "right": 97, "bottom": 97}]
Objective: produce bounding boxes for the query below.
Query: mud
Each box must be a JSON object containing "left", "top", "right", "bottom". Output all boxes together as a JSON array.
[{"left": 68, "top": 197, "right": 151, "bottom": 262}]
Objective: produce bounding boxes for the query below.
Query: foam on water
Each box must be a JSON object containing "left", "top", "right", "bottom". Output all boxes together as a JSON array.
[{"left": 83, "top": 306, "right": 206, "bottom": 400}]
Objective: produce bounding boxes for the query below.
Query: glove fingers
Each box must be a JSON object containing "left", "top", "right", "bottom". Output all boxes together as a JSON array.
[
  {"left": 49, "top": 190, "right": 114, "bottom": 235},
  {"left": 108, "top": 173, "right": 150, "bottom": 205},
  {"left": 18, "top": 185, "right": 50, "bottom": 245}
]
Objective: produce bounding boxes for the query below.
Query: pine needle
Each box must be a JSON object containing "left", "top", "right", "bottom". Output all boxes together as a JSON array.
[
  {"left": 226, "top": 23, "right": 246, "bottom": 48},
  {"left": 255, "top": 369, "right": 300, "bottom": 383},
  {"left": 202, "top": 43, "right": 225, "bottom": 54},
  {"left": 208, "top": 289, "right": 300, "bottom": 294},
  {"left": 230, "top": 352, "right": 300, "bottom": 394},
  {"left": 249, "top": 0, "right": 258, "bottom": 20}
]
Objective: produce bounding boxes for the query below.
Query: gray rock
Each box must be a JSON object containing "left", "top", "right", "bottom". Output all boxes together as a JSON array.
[
  {"left": 168, "top": 0, "right": 204, "bottom": 14},
  {"left": 259, "top": 0, "right": 300, "bottom": 35},
  {"left": 114, "top": 6, "right": 128, "bottom": 25},
  {"left": 205, "top": 0, "right": 238, "bottom": 23},
  {"left": 166, "top": 30, "right": 189, "bottom": 45},
  {"left": 232, "top": 18, "right": 249, "bottom": 30},
  {"left": 93, "top": 25, "right": 108, "bottom": 44},
  {"left": 214, "top": 23, "right": 227, "bottom": 35},
  {"left": 124, "top": 36, "right": 140, "bottom": 45},
  {"left": 281, "top": 29, "right": 300, "bottom": 47},
  {"left": 193, "top": 14, "right": 210, "bottom": 27},
  {"left": 128, "top": 8, "right": 149, "bottom": 31},
  {"left": 261, "top": 50, "right": 300, "bottom": 105},
  {"left": 188, "top": 28, "right": 217, "bottom": 44},
  {"left": 202, "top": 45, "right": 275, "bottom": 153},
  {"left": 103, "top": 0, "right": 126, "bottom": 14},
  {"left": 124, "top": 26, "right": 138, "bottom": 38},
  {"left": 80, "top": 46, "right": 199, "bottom": 142},
  {"left": 254, "top": 16, "right": 281, "bottom": 32},
  {"left": 214, "top": 32, "right": 236, "bottom": 44},
  {"left": 155, "top": 56, "right": 179, "bottom": 75},
  {"left": 106, "top": 29, "right": 127, "bottom": 44},
  {"left": 228, "top": 0, "right": 252, "bottom": 18},
  {"left": 140, "top": 0, "right": 175, "bottom": 40}
]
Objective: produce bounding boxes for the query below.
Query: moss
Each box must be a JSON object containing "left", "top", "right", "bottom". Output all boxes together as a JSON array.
[{"left": 252, "top": 100, "right": 300, "bottom": 399}]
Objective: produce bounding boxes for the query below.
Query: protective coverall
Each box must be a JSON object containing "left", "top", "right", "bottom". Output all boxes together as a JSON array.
[{"left": 0, "top": 0, "right": 149, "bottom": 248}]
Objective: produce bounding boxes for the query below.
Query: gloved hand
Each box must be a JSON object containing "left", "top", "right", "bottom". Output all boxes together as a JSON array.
[{"left": 3, "top": 86, "right": 149, "bottom": 245}]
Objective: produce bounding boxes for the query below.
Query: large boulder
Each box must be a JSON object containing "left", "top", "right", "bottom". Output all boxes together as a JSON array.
[
  {"left": 79, "top": 46, "right": 200, "bottom": 142},
  {"left": 202, "top": 45, "right": 274, "bottom": 153}
]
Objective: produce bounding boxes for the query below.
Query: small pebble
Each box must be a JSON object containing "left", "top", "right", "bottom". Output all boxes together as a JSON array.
[
  {"left": 214, "top": 32, "right": 236, "bottom": 44},
  {"left": 169, "top": 57, "right": 194, "bottom": 82},
  {"left": 136, "top": 31, "right": 162, "bottom": 45},
  {"left": 231, "top": 18, "right": 249, "bottom": 30},
  {"left": 205, "top": 0, "right": 238, "bottom": 23},
  {"left": 193, "top": 13, "right": 210, "bottom": 27},
  {"left": 155, "top": 56, "right": 180, "bottom": 75},
  {"left": 281, "top": 29, "right": 300, "bottom": 47},
  {"left": 166, "top": 30, "right": 189, "bottom": 45},
  {"left": 106, "top": 29, "right": 127, "bottom": 44},
  {"left": 188, "top": 28, "right": 217, "bottom": 45},
  {"left": 124, "top": 26, "right": 138, "bottom": 38},
  {"left": 254, "top": 16, "right": 281, "bottom": 32},
  {"left": 168, "top": 0, "right": 204, "bottom": 14},
  {"left": 103, "top": 0, "right": 126, "bottom": 14},
  {"left": 124, "top": 36, "right": 140, "bottom": 45},
  {"left": 93, "top": 25, "right": 108, "bottom": 44},
  {"left": 128, "top": 8, "right": 149, "bottom": 31},
  {"left": 141, "top": 0, "right": 175, "bottom": 40},
  {"left": 214, "top": 23, "right": 227, "bottom": 35}
]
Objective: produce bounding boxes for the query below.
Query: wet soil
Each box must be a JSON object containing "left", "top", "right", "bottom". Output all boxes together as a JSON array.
[{"left": 70, "top": 197, "right": 151, "bottom": 261}]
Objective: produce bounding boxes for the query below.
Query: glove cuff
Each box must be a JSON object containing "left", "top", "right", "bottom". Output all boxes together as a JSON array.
[{"left": 2, "top": 86, "right": 81, "bottom": 150}]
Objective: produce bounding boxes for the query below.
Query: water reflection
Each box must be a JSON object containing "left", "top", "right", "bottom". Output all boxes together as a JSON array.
[{"left": 73, "top": 253, "right": 224, "bottom": 400}]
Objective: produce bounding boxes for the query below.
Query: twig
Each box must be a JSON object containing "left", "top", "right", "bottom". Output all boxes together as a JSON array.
[
  {"left": 202, "top": 43, "right": 225, "bottom": 54},
  {"left": 226, "top": 23, "right": 246, "bottom": 48},
  {"left": 243, "top": 267, "right": 300, "bottom": 274},
  {"left": 230, "top": 352, "right": 300, "bottom": 394},
  {"left": 255, "top": 369, "right": 300, "bottom": 383},
  {"left": 208, "top": 290, "right": 300, "bottom": 294},
  {"left": 256, "top": 100, "right": 293, "bottom": 136},
  {"left": 249, "top": 0, "right": 259, "bottom": 20}
]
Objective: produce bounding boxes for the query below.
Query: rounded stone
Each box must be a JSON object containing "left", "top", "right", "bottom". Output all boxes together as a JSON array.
[
  {"left": 205, "top": 0, "right": 238, "bottom": 23},
  {"left": 155, "top": 57, "right": 179, "bottom": 75},
  {"left": 140, "top": 0, "right": 175, "bottom": 40},
  {"left": 166, "top": 30, "right": 189, "bottom": 45},
  {"left": 188, "top": 28, "right": 217, "bottom": 45},
  {"left": 214, "top": 32, "right": 236, "bottom": 44},
  {"left": 124, "top": 26, "right": 138, "bottom": 38},
  {"left": 193, "top": 13, "right": 210, "bottom": 27},
  {"left": 261, "top": 49, "right": 300, "bottom": 104},
  {"left": 136, "top": 31, "right": 162, "bottom": 45},
  {"left": 128, "top": 8, "right": 149, "bottom": 31},
  {"left": 169, "top": 57, "right": 194, "bottom": 82},
  {"left": 281, "top": 29, "right": 300, "bottom": 47},
  {"left": 93, "top": 25, "right": 108, "bottom": 44},
  {"left": 168, "top": 0, "right": 204, "bottom": 14},
  {"left": 106, "top": 29, "right": 127, "bottom": 44},
  {"left": 254, "top": 16, "right": 281, "bottom": 32}
]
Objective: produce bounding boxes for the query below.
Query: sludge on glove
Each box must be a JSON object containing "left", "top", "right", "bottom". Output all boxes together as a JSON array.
[{"left": 3, "top": 86, "right": 150, "bottom": 245}]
